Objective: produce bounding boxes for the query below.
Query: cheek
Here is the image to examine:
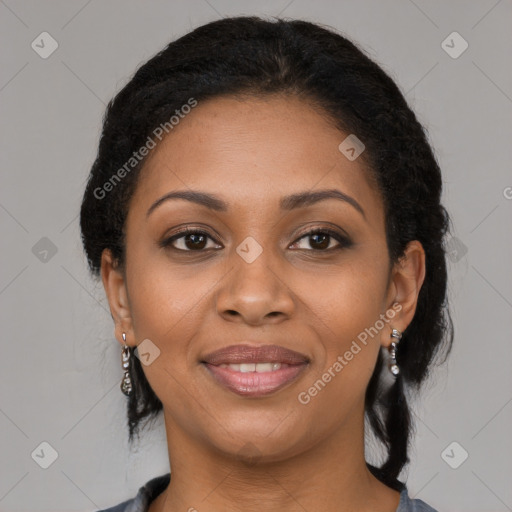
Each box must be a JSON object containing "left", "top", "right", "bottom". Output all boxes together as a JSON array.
[
  {"left": 302, "top": 258, "right": 388, "bottom": 345},
  {"left": 295, "top": 257, "right": 389, "bottom": 400},
  {"left": 126, "top": 239, "right": 204, "bottom": 339}
]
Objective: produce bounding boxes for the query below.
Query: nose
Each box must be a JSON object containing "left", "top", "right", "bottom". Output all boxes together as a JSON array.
[{"left": 216, "top": 249, "right": 295, "bottom": 326}]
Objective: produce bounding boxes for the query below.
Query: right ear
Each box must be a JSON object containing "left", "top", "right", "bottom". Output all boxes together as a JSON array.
[{"left": 100, "top": 248, "right": 136, "bottom": 347}]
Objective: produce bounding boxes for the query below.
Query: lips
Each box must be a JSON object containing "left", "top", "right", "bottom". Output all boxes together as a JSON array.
[
  {"left": 201, "top": 344, "right": 309, "bottom": 397},
  {"left": 201, "top": 344, "right": 309, "bottom": 366}
]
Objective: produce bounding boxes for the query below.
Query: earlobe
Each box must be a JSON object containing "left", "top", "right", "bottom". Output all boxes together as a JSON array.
[
  {"left": 100, "top": 248, "right": 135, "bottom": 346},
  {"left": 383, "top": 240, "right": 426, "bottom": 346}
]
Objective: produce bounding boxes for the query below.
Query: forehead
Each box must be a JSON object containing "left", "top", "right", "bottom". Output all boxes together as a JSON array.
[{"left": 129, "top": 94, "right": 383, "bottom": 221}]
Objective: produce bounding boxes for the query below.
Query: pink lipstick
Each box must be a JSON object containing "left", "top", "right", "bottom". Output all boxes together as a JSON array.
[{"left": 201, "top": 344, "right": 309, "bottom": 397}]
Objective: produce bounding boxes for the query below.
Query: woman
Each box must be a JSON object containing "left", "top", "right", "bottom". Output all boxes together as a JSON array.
[{"left": 80, "top": 16, "right": 453, "bottom": 512}]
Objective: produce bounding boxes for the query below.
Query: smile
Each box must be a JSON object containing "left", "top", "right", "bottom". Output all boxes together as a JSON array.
[{"left": 200, "top": 343, "right": 310, "bottom": 397}]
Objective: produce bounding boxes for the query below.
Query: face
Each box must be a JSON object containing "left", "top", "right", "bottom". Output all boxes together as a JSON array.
[{"left": 102, "top": 94, "right": 423, "bottom": 463}]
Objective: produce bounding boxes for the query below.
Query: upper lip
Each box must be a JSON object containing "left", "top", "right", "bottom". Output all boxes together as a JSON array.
[{"left": 201, "top": 344, "right": 310, "bottom": 365}]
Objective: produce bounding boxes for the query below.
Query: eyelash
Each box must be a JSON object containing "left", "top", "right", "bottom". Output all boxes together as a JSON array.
[{"left": 159, "top": 227, "right": 352, "bottom": 253}]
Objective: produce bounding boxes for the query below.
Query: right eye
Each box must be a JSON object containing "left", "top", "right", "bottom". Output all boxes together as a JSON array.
[{"left": 160, "top": 228, "right": 222, "bottom": 252}]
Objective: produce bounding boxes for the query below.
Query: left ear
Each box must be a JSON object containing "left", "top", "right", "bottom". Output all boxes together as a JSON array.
[{"left": 382, "top": 240, "right": 426, "bottom": 347}]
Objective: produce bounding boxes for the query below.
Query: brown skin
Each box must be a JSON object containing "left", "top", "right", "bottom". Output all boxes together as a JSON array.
[{"left": 101, "top": 95, "right": 425, "bottom": 512}]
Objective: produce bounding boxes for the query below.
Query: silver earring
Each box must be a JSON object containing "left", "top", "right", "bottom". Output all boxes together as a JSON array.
[
  {"left": 120, "top": 332, "right": 133, "bottom": 396},
  {"left": 389, "top": 328, "right": 402, "bottom": 376}
]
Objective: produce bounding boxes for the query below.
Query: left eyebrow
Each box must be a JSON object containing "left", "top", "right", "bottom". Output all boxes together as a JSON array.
[
  {"left": 146, "top": 188, "right": 365, "bottom": 220},
  {"left": 279, "top": 189, "right": 366, "bottom": 219}
]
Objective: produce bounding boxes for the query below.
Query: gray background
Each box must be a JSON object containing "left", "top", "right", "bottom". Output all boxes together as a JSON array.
[{"left": 1, "top": 1, "right": 511, "bottom": 511}]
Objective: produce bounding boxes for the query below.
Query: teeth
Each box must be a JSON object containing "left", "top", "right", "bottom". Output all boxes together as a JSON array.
[
  {"left": 217, "top": 362, "right": 286, "bottom": 372},
  {"left": 255, "top": 363, "right": 273, "bottom": 373}
]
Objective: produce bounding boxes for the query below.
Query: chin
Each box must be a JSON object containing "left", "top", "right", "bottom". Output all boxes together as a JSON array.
[{"left": 206, "top": 415, "right": 309, "bottom": 465}]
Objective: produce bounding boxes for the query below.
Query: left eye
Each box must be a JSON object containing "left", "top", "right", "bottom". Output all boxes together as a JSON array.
[{"left": 290, "top": 229, "right": 349, "bottom": 251}]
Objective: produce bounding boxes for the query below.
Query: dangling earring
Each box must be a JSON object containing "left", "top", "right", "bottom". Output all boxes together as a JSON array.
[
  {"left": 389, "top": 328, "right": 402, "bottom": 376},
  {"left": 120, "top": 332, "right": 133, "bottom": 396}
]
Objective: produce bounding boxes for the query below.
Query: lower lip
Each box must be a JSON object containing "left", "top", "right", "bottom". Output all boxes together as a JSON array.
[{"left": 203, "top": 363, "right": 307, "bottom": 397}]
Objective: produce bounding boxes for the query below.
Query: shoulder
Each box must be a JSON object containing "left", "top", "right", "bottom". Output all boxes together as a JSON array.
[
  {"left": 96, "top": 473, "right": 171, "bottom": 512},
  {"left": 96, "top": 498, "right": 134, "bottom": 512},
  {"left": 397, "top": 488, "right": 439, "bottom": 512},
  {"left": 97, "top": 475, "right": 439, "bottom": 512}
]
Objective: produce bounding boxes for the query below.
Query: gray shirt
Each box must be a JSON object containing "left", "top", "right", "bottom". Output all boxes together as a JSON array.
[{"left": 96, "top": 473, "right": 438, "bottom": 512}]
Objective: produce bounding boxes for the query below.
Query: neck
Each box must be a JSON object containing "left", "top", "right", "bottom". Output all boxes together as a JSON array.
[{"left": 149, "top": 406, "right": 401, "bottom": 512}]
